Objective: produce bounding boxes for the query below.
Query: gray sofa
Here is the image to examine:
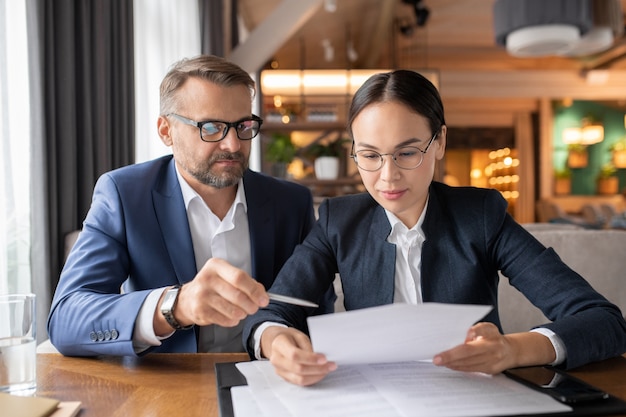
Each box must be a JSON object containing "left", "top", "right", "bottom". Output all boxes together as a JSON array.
[{"left": 498, "top": 224, "right": 626, "bottom": 333}]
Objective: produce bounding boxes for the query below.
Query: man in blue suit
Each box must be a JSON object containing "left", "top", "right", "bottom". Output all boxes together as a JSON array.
[{"left": 47, "top": 55, "right": 330, "bottom": 356}]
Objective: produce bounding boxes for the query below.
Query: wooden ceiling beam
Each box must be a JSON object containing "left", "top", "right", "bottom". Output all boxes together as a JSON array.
[
  {"left": 362, "top": 0, "right": 396, "bottom": 68},
  {"left": 229, "top": 0, "right": 323, "bottom": 73}
]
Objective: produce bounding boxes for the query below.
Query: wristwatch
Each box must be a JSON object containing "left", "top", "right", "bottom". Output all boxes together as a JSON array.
[{"left": 160, "top": 285, "right": 193, "bottom": 330}]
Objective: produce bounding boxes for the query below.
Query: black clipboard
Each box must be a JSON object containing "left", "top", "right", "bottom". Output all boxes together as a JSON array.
[
  {"left": 215, "top": 362, "right": 248, "bottom": 417},
  {"left": 215, "top": 361, "right": 626, "bottom": 417}
]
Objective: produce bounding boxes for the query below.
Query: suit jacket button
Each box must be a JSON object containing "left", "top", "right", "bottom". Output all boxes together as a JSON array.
[
  {"left": 104, "top": 330, "right": 112, "bottom": 340},
  {"left": 90, "top": 331, "right": 98, "bottom": 342},
  {"left": 96, "top": 331, "right": 105, "bottom": 341},
  {"left": 111, "top": 329, "right": 119, "bottom": 340}
]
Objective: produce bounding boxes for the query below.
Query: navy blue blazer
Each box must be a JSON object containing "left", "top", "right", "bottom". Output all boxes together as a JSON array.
[
  {"left": 48, "top": 155, "right": 324, "bottom": 356},
  {"left": 244, "top": 182, "right": 626, "bottom": 369}
]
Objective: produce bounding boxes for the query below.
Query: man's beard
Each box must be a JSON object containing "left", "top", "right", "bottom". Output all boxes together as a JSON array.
[{"left": 190, "top": 151, "right": 248, "bottom": 189}]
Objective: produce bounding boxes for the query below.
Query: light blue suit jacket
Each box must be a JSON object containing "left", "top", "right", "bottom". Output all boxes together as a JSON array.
[
  {"left": 48, "top": 155, "right": 328, "bottom": 356},
  {"left": 244, "top": 182, "right": 626, "bottom": 369}
]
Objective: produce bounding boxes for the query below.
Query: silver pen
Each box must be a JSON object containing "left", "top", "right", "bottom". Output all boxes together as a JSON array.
[{"left": 267, "top": 292, "right": 319, "bottom": 308}]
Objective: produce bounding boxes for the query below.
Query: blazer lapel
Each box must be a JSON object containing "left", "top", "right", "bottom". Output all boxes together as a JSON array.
[
  {"left": 152, "top": 159, "right": 197, "bottom": 284},
  {"left": 420, "top": 184, "right": 455, "bottom": 302},
  {"left": 359, "top": 206, "right": 395, "bottom": 307}
]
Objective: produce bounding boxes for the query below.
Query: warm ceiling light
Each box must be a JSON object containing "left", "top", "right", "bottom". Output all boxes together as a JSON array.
[
  {"left": 261, "top": 70, "right": 387, "bottom": 96},
  {"left": 470, "top": 168, "right": 483, "bottom": 179},
  {"left": 260, "top": 69, "right": 439, "bottom": 96},
  {"left": 580, "top": 117, "right": 604, "bottom": 145},
  {"left": 562, "top": 127, "right": 582, "bottom": 144},
  {"left": 562, "top": 117, "right": 604, "bottom": 145},
  {"left": 302, "top": 72, "right": 347, "bottom": 89},
  {"left": 581, "top": 124, "right": 604, "bottom": 145}
]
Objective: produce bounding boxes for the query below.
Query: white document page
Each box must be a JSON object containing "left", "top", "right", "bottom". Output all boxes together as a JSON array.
[
  {"left": 307, "top": 303, "right": 493, "bottom": 364},
  {"left": 233, "top": 360, "right": 572, "bottom": 417}
]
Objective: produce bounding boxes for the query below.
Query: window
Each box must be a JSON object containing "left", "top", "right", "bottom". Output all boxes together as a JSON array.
[{"left": 0, "top": 0, "right": 31, "bottom": 294}]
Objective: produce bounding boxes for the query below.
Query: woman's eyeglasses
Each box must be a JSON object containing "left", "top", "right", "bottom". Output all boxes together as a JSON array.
[{"left": 351, "top": 130, "right": 439, "bottom": 171}]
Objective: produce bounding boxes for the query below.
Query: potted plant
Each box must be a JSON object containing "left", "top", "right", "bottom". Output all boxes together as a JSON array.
[
  {"left": 301, "top": 136, "right": 349, "bottom": 180},
  {"left": 265, "top": 133, "right": 296, "bottom": 178},
  {"left": 567, "top": 143, "right": 588, "bottom": 168},
  {"left": 554, "top": 167, "right": 572, "bottom": 195},
  {"left": 597, "top": 162, "right": 618, "bottom": 195},
  {"left": 610, "top": 137, "right": 626, "bottom": 168}
]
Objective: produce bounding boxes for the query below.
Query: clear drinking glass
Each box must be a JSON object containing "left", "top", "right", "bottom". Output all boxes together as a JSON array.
[{"left": 0, "top": 294, "right": 36, "bottom": 396}]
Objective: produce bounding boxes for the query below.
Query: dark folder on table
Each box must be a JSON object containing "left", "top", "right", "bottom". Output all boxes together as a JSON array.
[
  {"left": 216, "top": 362, "right": 248, "bottom": 417},
  {"left": 215, "top": 362, "right": 626, "bottom": 417}
]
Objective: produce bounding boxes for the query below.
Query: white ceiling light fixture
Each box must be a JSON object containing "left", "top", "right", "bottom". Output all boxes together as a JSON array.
[
  {"left": 506, "top": 24, "right": 581, "bottom": 57},
  {"left": 563, "top": 0, "right": 624, "bottom": 57},
  {"left": 493, "top": 0, "right": 591, "bottom": 57},
  {"left": 321, "top": 39, "right": 335, "bottom": 62},
  {"left": 324, "top": 0, "right": 337, "bottom": 13},
  {"left": 565, "top": 27, "right": 613, "bottom": 57},
  {"left": 493, "top": 0, "right": 622, "bottom": 58},
  {"left": 346, "top": 40, "right": 358, "bottom": 63}
]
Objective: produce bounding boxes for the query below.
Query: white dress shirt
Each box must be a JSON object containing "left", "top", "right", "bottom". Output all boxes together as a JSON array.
[
  {"left": 385, "top": 207, "right": 426, "bottom": 305},
  {"left": 133, "top": 164, "right": 251, "bottom": 352}
]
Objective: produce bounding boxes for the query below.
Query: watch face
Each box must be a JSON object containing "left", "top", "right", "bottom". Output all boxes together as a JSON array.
[
  {"left": 162, "top": 288, "right": 179, "bottom": 313},
  {"left": 161, "top": 287, "right": 190, "bottom": 330}
]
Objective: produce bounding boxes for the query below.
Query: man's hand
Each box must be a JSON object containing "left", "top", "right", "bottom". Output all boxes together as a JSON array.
[
  {"left": 261, "top": 326, "right": 337, "bottom": 386},
  {"left": 155, "top": 258, "right": 269, "bottom": 335},
  {"left": 432, "top": 322, "right": 556, "bottom": 374}
]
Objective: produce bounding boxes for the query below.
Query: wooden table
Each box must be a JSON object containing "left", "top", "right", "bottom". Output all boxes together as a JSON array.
[
  {"left": 36, "top": 353, "right": 626, "bottom": 417},
  {"left": 36, "top": 353, "right": 249, "bottom": 417}
]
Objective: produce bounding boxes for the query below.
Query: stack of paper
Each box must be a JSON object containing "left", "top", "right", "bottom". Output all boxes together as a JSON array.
[
  {"left": 231, "top": 303, "right": 572, "bottom": 417},
  {"left": 233, "top": 360, "right": 571, "bottom": 417}
]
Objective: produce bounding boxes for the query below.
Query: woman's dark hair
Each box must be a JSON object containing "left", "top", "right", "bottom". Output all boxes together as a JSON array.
[{"left": 347, "top": 70, "right": 446, "bottom": 138}]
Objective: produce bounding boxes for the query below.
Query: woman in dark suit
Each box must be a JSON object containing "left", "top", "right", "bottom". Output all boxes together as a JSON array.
[{"left": 243, "top": 69, "right": 626, "bottom": 386}]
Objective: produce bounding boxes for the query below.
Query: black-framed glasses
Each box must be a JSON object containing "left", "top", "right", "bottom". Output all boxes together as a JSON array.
[
  {"left": 168, "top": 113, "right": 263, "bottom": 142},
  {"left": 351, "top": 130, "right": 439, "bottom": 172}
]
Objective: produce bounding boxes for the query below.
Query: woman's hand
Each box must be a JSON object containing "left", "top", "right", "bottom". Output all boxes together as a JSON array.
[
  {"left": 261, "top": 326, "right": 337, "bottom": 386},
  {"left": 432, "top": 322, "right": 556, "bottom": 374}
]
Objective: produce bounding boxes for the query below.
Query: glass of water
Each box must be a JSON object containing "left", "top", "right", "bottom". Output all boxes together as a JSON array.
[{"left": 0, "top": 294, "right": 36, "bottom": 396}]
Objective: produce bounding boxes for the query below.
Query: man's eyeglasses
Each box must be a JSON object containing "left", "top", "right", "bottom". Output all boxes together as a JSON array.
[
  {"left": 168, "top": 113, "right": 263, "bottom": 142},
  {"left": 351, "top": 130, "right": 439, "bottom": 172}
]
